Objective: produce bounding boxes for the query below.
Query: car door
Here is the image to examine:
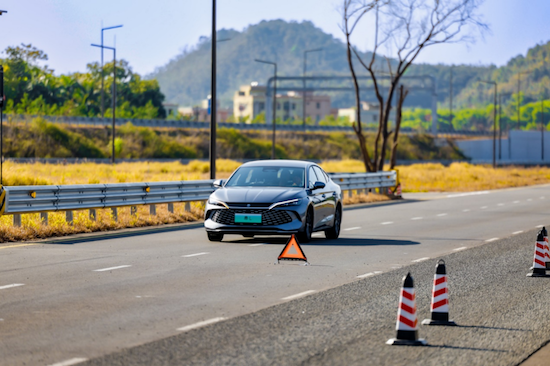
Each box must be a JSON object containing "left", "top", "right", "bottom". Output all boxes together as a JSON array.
[
  {"left": 307, "top": 166, "right": 324, "bottom": 229},
  {"left": 313, "top": 166, "right": 334, "bottom": 225}
]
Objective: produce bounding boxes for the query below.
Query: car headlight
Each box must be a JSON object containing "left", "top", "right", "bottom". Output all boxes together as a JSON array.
[
  {"left": 208, "top": 198, "right": 229, "bottom": 208},
  {"left": 269, "top": 198, "right": 302, "bottom": 210}
]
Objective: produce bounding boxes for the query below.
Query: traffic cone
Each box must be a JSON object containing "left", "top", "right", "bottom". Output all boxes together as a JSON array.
[
  {"left": 527, "top": 231, "right": 550, "bottom": 277},
  {"left": 386, "top": 272, "right": 427, "bottom": 346},
  {"left": 422, "top": 260, "right": 457, "bottom": 326},
  {"left": 542, "top": 227, "right": 550, "bottom": 270}
]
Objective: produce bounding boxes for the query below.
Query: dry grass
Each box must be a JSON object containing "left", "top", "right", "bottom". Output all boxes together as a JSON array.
[
  {"left": 342, "top": 192, "right": 392, "bottom": 205},
  {"left": 0, "top": 203, "right": 205, "bottom": 243}
]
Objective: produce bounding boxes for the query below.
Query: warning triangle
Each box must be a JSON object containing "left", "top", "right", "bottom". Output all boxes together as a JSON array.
[{"left": 278, "top": 234, "right": 308, "bottom": 263}]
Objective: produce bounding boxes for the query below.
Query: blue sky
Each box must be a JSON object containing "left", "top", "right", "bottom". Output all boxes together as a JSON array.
[{"left": 1, "top": 0, "right": 549, "bottom": 76}]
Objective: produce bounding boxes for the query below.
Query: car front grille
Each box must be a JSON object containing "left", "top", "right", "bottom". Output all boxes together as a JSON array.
[{"left": 210, "top": 209, "right": 293, "bottom": 226}]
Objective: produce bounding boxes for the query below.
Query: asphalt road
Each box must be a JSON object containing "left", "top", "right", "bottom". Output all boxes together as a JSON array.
[{"left": 1, "top": 184, "right": 550, "bottom": 365}]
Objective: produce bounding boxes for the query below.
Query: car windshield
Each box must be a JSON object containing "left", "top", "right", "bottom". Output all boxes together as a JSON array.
[{"left": 225, "top": 166, "right": 305, "bottom": 188}]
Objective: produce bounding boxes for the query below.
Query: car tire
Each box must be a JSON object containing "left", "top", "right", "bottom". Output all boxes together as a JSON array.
[
  {"left": 298, "top": 207, "right": 314, "bottom": 243},
  {"left": 207, "top": 232, "right": 224, "bottom": 242},
  {"left": 325, "top": 204, "right": 342, "bottom": 239}
]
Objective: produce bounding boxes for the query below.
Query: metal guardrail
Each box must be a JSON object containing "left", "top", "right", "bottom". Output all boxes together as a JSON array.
[{"left": 0, "top": 171, "right": 398, "bottom": 225}]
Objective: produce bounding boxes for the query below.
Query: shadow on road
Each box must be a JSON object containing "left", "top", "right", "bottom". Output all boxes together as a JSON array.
[
  {"left": 224, "top": 236, "right": 420, "bottom": 247},
  {"left": 427, "top": 344, "right": 509, "bottom": 353},
  {"left": 457, "top": 324, "right": 531, "bottom": 332}
]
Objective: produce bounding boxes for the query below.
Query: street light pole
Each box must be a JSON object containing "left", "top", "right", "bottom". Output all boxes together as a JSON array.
[
  {"left": 303, "top": 48, "right": 322, "bottom": 133},
  {"left": 255, "top": 59, "right": 277, "bottom": 159},
  {"left": 481, "top": 81, "right": 497, "bottom": 168},
  {"left": 449, "top": 65, "right": 453, "bottom": 129},
  {"left": 100, "top": 25, "right": 122, "bottom": 118},
  {"left": 210, "top": 0, "right": 217, "bottom": 179},
  {"left": 498, "top": 94, "right": 502, "bottom": 160},
  {"left": 541, "top": 97, "right": 545, "bottom": 161},
  {"left": 92, "top": 44, "right": 117, "bottom": 163},
  {"left": 0, "top": 10, "right": 7, "bottom": 184}
]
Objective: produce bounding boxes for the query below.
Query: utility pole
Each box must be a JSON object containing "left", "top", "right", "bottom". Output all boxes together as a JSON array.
[
  {"left": 100, "top": 25, "right": 123, "bottom": 118},
  {"left": 449, "top": 66, "right": 453, "bottom": 129}
]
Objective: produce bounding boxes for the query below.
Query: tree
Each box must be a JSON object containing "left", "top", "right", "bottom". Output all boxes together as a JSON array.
[{"left": 341, "top": 0, "right": 487, "bottom": 171}]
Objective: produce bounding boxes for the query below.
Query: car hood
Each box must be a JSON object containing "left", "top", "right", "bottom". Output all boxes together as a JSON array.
[{"left": 213, "top": 187, "right": 303, "bottom": 204}]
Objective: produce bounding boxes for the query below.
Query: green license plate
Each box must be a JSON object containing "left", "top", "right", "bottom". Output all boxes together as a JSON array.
[{"left": 235, "top": 213, "right": 262, "bottom": 224}]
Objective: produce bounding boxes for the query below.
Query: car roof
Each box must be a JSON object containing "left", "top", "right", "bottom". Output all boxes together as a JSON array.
[{"left": 239, "top": 160, "right": 317, "bottom": 169}]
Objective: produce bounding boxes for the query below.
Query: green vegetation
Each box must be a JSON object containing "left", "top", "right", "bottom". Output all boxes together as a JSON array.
[
  {"left": 2, "top": 44, "right": 166, "bottom": 118},
  {"left": 2, "top": 117, "right": 464, "bottom": 161}
]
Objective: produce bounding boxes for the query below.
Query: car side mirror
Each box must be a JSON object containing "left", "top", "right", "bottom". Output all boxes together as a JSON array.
[
  {"left": 213, "top": 179, "right": 224, "bottom": 188},
  {"left": 313, "top": 181, "right": 325, "bottom": 190}
]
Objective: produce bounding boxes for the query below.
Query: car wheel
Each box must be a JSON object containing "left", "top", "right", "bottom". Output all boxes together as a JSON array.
[
  {"left": 243, "top": 234, "right": 254, "bottom": 238},
  {"left": 325, "top": 205, "right": 342, "bottom": 239},
  {"left": 207, "top": 232, "right": 224, "bottom": 242},
  {"left": 298, "top": 207, "right": 314, "bottom": 243}
]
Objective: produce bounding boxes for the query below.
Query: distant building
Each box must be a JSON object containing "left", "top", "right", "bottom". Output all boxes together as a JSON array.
[
  {"left": 178, "top": 97, "right": 232, "bottom": 122},
  {"left": 338, "top": 102, "right": 395, "bottom": 124},
  {"left": 163, "top": 103, "right": 180, "bottom": 117},
  {"left": 233, "top": 82, "right": 333, "bottom": 124}
]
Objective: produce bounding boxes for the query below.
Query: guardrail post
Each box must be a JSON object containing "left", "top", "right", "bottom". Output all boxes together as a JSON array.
[
  {"left": 168, "top": 203, "right": 174, "bottom": 213},
  {"left": 13, "top": 214, "right": 21, "bottom": 227},
  {"left": 89, "top": 209, "right": 96, "bottom": 221},
  {"left": 348, "top": 189, "right": 353, "bottom": 198},
  {"left": 149, "top": 204, "right": 156, "bottom": 215},
  {"left": 66, "top": 211, "right": 73, "bottom": 225},
  {"left": 185, "top": 202, "right": 191, "bottom": 211},
  {"left": 111, "top": 207, "right": 118, "bottom": 222},
  {"left": 40, "top": 212, "right": 48, "bottom": 226},
  {"left": 131, "top": 206, "right": 137, "bottom": 216}
]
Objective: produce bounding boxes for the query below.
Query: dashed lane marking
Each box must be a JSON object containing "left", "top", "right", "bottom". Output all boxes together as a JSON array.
[
  {"left": 437, "top": 213, "right": 448, "bottom": 217},
  {"left": 462, "top": 209, "right": 470, "bottom": 212},
  {"left": 527, "top": 199, "right": 533, "bottom": 201},
  {"left": 93, "top": 265, "right": 132, "bottom": 272},
  {"left": 412, "top": 257, "right": 430, "bottom": 263},
  {"left": 536, "top": 225, "right": 544, "bottom": 228},
  {"left": 381, "top": 221, "right": 394, "bottom": 225},
  {"left": 248, "top": 244, "right": 264, "bottom": 247},
  {"left": 48, "top": 358, "right": 88, "bottom": 366},
  {"left": 0, "top": 284, "right": 25, "bottom": 290},
  {"left": 513, "top": 201, "right": 520, "bottom": 203},
  {"left": 177, "top": 317, "right": 226, "bottom": 332},
  {"left": 541, "top": 196, "right": 546, "bottom": 199},
  {"left": 453, "top": 247, "right": 467, "bottom": 252},
  {"left": 497, "top": 203, "right": 504, "bottom": 206},
  {"left": 0, "top": 243, "right": 40, "bottom": 250},
  {"left": 182, "top": 252, "right": 209, "bottom": 258},
  {"left": 281, "top": 290, "right": 317, "bottom": 301},
  {"left": 357, "top": 271, "right": 383, "bottom": 279},
  {"left": 485, "top": 238, "right": 499, "bottom": 242},
  {"left": 447, "top": 191, "right": 489, "bottom": 198},
  {"left": 344, "top": 227, "right": 361, "bottom": 231},
  {"left": 481, "top": 206, "right": 488, "bottom": 209},
  {"left": 513, "top": 231, "right": 524, "bottom": 235},
  {"left": 411, "top": 217, "right": 423, "bottom": 220}
]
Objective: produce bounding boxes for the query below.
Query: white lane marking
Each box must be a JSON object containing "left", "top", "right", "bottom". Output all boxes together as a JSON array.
[
  {"left": 182, "top": 252, "right": 209, "bottom": 258},
  {"left": 527, "top": 199, "right": 533, "bottom": 201},
  {"left": 93, "top": 265, "right": 132, "bottom": 272},
  {"left": 48, "top": 358, "right": 88, "bottom": 366},
  {"left": 462, "top": 209, "right": 470, "bottom": 212},
  {"left": 447, "top": 191, "right": 489, "bottom": 198},
  {"left": 497, "top": 203, "right": 504, "bottom": 206},
  {"left": 437, "top": 213, "right": 448, "bottom": 217},
  {"left": 536, "top": 225, "right": 544, "bottom": 228},
  {"left": 381, "top": 221, "right": 394, "bottom": 225},
  {"left": 0, "top": 283, "right": 25, "bottom": 290},
  {"left": 411, "top": 217, "right": 423, "bottom": 220},
  {"left": 344, "top": 227, "right": 361, "bottom": 231},
  {"left": 281, "top": 290, "right": 317, "bottom": 301},
  {"left": 541, "top": 196, "right": 546, "bottom": 199},
  {"left": 177, "top": 317, "right": 226, "bottom": 332},
  {"left": 248, "top": 243, "right": 264, "bottom": 247},
  {"left": 357, "top": 271, "right": 383, "bottom": 279},
  {"left": 513, "top": 200, "right": 520, "bottom": 204},
  {"left": 485, "top": 238, "right": 499, "bottom": 242},
  {"left": 412, "top": 257, "right": 430, "bottom": 263},
  {"left": 513, "top": 230, "right": 524, "bottom": 235},
  {"left": 453, "top": 247, "right": 467, "bottom": 252},
  {"left": 480, "top": 206, "right": 488, "bottom": 209}
]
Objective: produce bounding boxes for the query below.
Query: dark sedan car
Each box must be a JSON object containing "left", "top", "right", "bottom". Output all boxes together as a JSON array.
[{"left": 204, "top": 160, "right": 343, "bottom": 242}]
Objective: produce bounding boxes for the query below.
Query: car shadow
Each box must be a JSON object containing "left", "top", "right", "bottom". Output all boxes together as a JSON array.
[{"left": 223, "top": 236, "right": 420, "bottom": 247}]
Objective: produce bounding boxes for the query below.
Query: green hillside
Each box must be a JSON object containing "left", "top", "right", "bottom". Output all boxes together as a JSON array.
[{"left": 151, "top": 20, "right": 494, "bottom": 109}]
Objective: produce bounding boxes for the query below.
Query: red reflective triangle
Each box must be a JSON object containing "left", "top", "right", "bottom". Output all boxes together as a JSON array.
[{"left": 278, "top": 234, "right": 308, "bottom": 262}]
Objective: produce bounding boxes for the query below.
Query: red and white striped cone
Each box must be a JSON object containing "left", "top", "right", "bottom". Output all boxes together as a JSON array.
[
  {"left": 542, "top": 227, "right": 550, "bottom": 269},
  {"left": 387, "top": 272, "right": 427, "bottom": 346},
  {"left": 396, "top": 184, "right": 402, "bottom": 197},
  {"left": 422, "top": 260, "right": 457, "bottom": 326},
  {"left": 527, "top": 231, "right": 550, "bottom": 277}
]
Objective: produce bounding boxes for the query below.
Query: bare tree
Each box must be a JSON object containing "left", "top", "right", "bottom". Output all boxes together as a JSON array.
[{"left": 341, "top": 0, "right": 487, "bottom": 171}]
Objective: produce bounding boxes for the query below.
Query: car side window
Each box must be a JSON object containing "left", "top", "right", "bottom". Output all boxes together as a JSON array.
[
  {"left": 313, "top": 166, "right": 327, "bottom": 184},
  {"left": 308, "top": 167, "right": 318, "bottom": 189}
]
